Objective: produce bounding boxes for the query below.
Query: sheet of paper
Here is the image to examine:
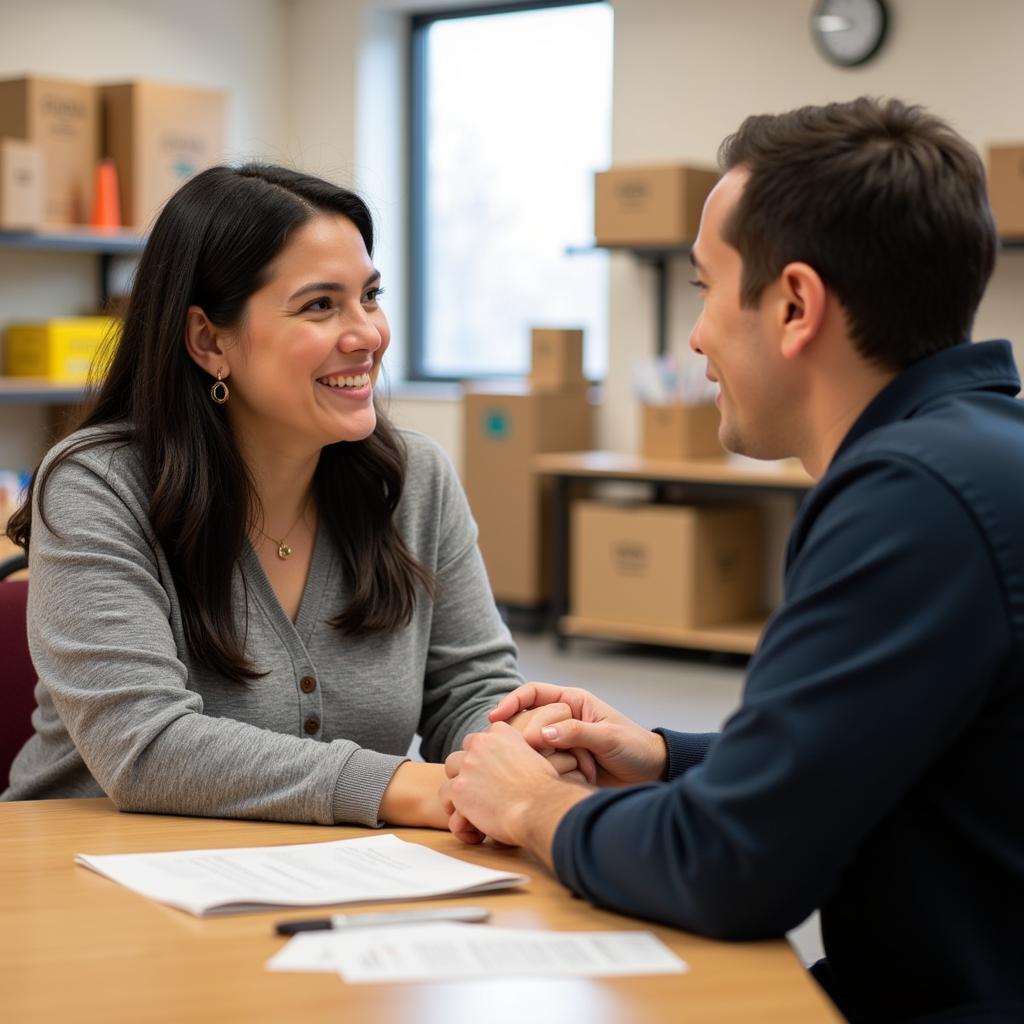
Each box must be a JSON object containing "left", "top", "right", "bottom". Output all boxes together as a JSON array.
[
  {"left": 267, "top": 932, "right": 341, "bottom": 973},
  {"left": 75, "top": 834, "right": 527, "bottom": 916},
  {"left": 268, "top": 923, "right": 689, "bottom": 982}
]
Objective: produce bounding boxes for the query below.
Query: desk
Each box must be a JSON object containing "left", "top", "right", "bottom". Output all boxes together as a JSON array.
[
  {"left": 0, "top": 798, "right": 839, "bottom": 1022},
  {"left": 534, "top": 451, "right": 813, "bottom": 655}
]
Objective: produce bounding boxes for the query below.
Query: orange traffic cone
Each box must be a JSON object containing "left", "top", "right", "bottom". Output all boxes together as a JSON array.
[{"left": 90, "top": 159, "right": 121, "bottom": 230}]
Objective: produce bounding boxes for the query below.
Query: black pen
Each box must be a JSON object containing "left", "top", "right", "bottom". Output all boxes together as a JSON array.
[{"left": 275, "top": 905, "right": 491, "bottom": 936}]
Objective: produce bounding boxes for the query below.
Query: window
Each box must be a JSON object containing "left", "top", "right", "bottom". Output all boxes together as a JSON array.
[{"left": 410, "top": 1, "right": 613, "bottom": 381}]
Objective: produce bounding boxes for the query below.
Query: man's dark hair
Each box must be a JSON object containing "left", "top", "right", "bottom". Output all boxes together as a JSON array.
[{"left": 718, "top": 97, "right": 997, "bottom": 370}]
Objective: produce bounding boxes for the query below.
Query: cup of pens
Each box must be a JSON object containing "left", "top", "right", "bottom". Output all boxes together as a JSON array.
[{"left": 634, "top": 354, "right": 722, "bottom": 460}]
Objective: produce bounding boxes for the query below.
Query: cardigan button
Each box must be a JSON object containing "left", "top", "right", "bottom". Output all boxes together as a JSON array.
[
  {"left": 303, "top": 717, "right": 320, "bottom": 735},
  {"left": 300, "top": 676, "right": 317, "bottom": 694}
]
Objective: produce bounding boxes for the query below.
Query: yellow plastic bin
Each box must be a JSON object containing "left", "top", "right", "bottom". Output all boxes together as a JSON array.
[{"left": 4, "top": 317, "right": 121, "bottom": 384}]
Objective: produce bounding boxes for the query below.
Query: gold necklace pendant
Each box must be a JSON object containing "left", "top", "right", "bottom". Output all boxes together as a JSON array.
[{"left": 259, "top": 496, "right": 309, "bottom": 562}]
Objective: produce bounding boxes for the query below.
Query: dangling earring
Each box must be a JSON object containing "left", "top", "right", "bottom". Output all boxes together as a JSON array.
[{"left": 210, "top": 367, "right": 230, "bottom": 405}]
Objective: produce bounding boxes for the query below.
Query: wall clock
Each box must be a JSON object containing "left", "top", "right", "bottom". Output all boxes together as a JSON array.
[{"left": 811, "top": 0, "right": 889, "bottom": 67}]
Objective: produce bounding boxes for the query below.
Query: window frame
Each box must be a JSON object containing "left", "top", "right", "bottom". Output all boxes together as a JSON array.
[{"left": 407, "top": 0, "right": 609, "bottom": 382}]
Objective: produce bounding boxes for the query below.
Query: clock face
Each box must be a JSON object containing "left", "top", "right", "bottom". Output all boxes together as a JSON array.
[{"left": 812, "top": 0, "right": 889, "bottom": 67}]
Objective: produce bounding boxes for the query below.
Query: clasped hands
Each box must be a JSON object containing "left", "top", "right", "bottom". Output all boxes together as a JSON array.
[{"left": 438, "top": 683, "right": 669, "bottom": 852}]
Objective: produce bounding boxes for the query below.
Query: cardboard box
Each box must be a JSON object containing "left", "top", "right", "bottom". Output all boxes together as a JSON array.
[
  {"left": 530, "top": 328, "right": 586, "bottom": 391},
  {"left": 102, "top": 81, "right": 226, "bottom": 230},
  {"left": 571, "top": 500, "right": 762, "bottom": 629},
  {"left": 595, "top": 165, "right": 719, "bottom": 246},
  {"left": 0, "top": 76, "right": 98, "bottom": 226},
  {"left": 0, "top": 139, "right": 44, "bottom": 229},
  {"left": 642, "top": 402, "right": 721, "bottom": 459},
  {"left": 988, "top": 144, "right": 1024, "bottom": 238},
  {"left": 5, "top": 317, "right": 120, "bottom": 384},
  {"left": 463, "top": 384, "right": 592, "bottom": 605}
]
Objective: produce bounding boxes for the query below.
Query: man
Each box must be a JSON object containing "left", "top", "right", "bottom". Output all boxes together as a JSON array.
[{"left": 440, "top": 98, "right": 1024, "bottom": 1023}]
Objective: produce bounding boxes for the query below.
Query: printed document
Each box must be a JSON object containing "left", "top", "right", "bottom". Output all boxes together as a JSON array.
[
  {"left": 268, "top": 922, "right": 689, "bottom": 983},
  {"left": 75, "top": 834, "right": 527, "bottom": 916}
]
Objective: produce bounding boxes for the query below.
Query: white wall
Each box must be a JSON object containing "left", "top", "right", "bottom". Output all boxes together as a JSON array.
[{"left": 279, "top": 0, "right": 361, "bottom": 179}]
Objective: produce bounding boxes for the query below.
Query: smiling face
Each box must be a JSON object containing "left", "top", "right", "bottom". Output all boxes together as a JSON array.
[
  {"left": 688, "top": 168, "right": 802, "bottom": 460},
  {"left": 216, "top": 213, "right": 389, "bottom": 457}
]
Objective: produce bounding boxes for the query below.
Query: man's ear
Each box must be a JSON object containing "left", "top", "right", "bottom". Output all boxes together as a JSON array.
[
  {"left": 777, "top": 262, "right": 826, "bottom": 360},
  {"left": 184, "top": 305, "right": 230, "bottom": 378}
]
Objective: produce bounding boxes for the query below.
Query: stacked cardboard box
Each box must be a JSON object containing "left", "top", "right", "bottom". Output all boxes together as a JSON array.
[
  {"left": 463, "top": 383, "right": 592, "bottom": 606},
  {"left": 0, "top": 75, "right": 227, "bottom": 232},
  {"left": 0, "top": 139, "right": 44, "bottom": 229},
  {"left": 594, "top": 164, "right": 718, "bottom": 247},
  {"left": 0, "top": 76, "right": 98, "bottom": 227},
  {"left": 463, "top": 327, "right": 592, "bottom": 606},
  {"left": 641, "top": 401, "right": 722, "bottom": 460},
  {"left": 529, "top": 328, "right": 587, "bottom": 391},
  {"left": 571, "top": 501, "right": 762, "bottom": 629},
  {"left": 102, "top": 81, "right": 226, "bottom": 230},
  {"left": 988, "top": 144, "right": 1024, "bottom": 238}
]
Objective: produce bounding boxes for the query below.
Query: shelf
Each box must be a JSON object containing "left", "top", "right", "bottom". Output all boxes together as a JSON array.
[
  {"left": 560, "top": 614, "right": 765, "bottom": 655},
  {"left": 566, "top": 242, "right": 692, "bottom": 357},
  {"left": 535, "top": 450, "right": 813, "bottom": 493},
  {"left": 539, "top": 450, "right": 809, "bottom": 656},
  {"left": 0, "top": 228, "right": 146, "bottom": 256},
  {"left": 0, "top": 378, "right": 87, "bottom": 404},
  {"left": 566, "top": 242, "right": 691, "bottom": 260}
]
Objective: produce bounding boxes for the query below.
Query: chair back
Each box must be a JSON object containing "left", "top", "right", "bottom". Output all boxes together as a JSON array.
[
  {"left": 0, "top": 552, "right": 28, "bottom": 579},
  {"left": 0, "top": 579, "right": 36, "bottom": 790}
]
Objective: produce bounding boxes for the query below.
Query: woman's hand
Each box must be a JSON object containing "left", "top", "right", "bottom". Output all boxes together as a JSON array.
[{"left": 378, "top": 761, "right": 449, "bottom": 829}]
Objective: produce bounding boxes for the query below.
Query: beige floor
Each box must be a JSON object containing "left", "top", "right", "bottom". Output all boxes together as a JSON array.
[{"left": 511, "top": 629, "right": 825, "bottom": 967}]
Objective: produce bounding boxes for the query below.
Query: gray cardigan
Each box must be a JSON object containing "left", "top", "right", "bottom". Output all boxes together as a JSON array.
[{"left": 2, "top": 426, "right": 521, "bottom": 825}]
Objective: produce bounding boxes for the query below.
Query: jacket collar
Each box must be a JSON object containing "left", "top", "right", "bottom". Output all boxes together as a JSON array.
[{"left": 832, "top": 339, "right": 1021, "bottom": 463}]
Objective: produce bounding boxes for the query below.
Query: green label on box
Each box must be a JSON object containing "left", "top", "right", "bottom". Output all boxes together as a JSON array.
[{"left": 483, "top": 408, "right": 509, "bottom": 440}]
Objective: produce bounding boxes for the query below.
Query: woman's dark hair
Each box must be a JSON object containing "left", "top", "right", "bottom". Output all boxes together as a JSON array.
[
  {"left": 7, "top": 163, "right": 434, "bottom": 683},
  {"left": 718, "top": 97, "right": 998, "bottom": 370}
]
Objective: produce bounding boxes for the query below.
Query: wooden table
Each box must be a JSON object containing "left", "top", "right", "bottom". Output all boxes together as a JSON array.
[
  {"left": 0, "top": 799, "right": 839, "bottom": 1023},
  {"left": 534, "top": 451, "right": 814, "bottom": 655}
]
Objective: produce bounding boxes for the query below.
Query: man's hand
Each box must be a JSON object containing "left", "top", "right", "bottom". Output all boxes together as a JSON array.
[
  {"left": 506, "top": 703, "right": 597, "bottom": 784},
  {"left": 440, "top": 723, "right": 591, "bottom": 862},
  {"left": 490, "top": 682, "right": 668, "bottom": 786}
]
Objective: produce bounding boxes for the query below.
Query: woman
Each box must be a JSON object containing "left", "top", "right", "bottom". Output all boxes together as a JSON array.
[{"left": 2, "top": 164, "right": 578, "bottom": 826}]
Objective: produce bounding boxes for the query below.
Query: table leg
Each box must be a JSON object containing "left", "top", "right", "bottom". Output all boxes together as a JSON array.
[{"left": 550, "top": 474, "right": 570, "bottom": 649}]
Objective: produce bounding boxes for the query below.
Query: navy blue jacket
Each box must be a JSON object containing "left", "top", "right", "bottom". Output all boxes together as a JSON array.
[{"left": 552, "top": 340, "right": 1024, "bottom": 1023}]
